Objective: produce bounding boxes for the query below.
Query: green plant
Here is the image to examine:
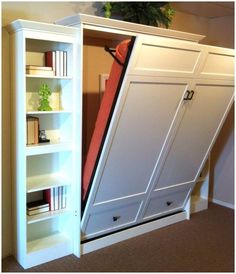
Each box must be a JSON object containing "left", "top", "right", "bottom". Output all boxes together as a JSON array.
[
  {"left": 104, "top": 2, "right": 112, "bottom": 18},
  {"left": 103, "top": 2, "right": 174, "bottom": 28},
  {"left": 38, "top": 83, "right": 52, "bottom": 111}
]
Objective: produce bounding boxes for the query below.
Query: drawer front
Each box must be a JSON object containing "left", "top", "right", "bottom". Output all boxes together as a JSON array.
[
  {"left": 84, "top": 201, "right": 142, "bottom": 238},
  {"left": 143, "top": 186, "right": 191, "bottom": 220}
]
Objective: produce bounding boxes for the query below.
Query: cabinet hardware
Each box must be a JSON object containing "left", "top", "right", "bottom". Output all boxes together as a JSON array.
[
  {"left": 113, "top": 216, "right": 121, "bottom": 221},
  {"left": 105, "top": 45, "right": 124, "bottom": 66},
  {"left": 166, "top": 201, "right": 173, "bottom": 206},
  {"left": 184, "top": 90, "right": 195, "bottom": 101},
  {"left": 184, "top": 90, "right": 191, "bottom": 100},
  {"left": 188, "top": 90, "right": 195, "bottom": 100}
]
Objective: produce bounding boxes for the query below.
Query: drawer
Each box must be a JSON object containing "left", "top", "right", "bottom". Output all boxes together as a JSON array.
[
  {"left": 84, "top": 201, "right": 142, "bottom": 237},
  {"left": 143, "top": 185, "right": 191, "bottom": 219},
  {"left": 83, "top": 201, "right": 142, "bottom": 238}
]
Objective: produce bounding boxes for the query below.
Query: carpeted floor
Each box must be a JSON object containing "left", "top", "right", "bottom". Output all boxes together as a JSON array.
[{"left": 2, "top": 203, "right": 234, "bottom": 272}]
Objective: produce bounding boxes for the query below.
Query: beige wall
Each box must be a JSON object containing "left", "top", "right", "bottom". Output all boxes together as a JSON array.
[
  {"left": 2, "top": 27, "right": 12, "bottom": 258},
  {"left": 209, "top": 105, "right": 234, "bottom": 206},
  {"left": 171, "top": 10, "right": 209, "bottom": 43},
  {"left": 2, "top": 2, "right": 234, "bottom": 258},
  {"left": 207, "top": 15, "right": 234, "bottom": 48},
  {"left": 206, "top": 15, "right": 234, "bottom": 207}
]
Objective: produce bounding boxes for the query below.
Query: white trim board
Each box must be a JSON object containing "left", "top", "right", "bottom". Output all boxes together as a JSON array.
[
  {"left": 81, "top": 211, "right": 187, "bottom": 255},
  {"left": 210, "top": 198, "right": 234, "bottom": 209}
]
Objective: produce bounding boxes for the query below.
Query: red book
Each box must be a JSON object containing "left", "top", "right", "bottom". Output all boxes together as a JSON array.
[
  {"left": 45, "top": 51, "right": 56, "bottom": 75},
  {"left": 43, "top": 189, "right": 54, "bottom": 211}
]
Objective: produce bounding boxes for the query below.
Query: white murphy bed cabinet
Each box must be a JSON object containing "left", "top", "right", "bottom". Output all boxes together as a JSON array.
[{"left": 8, "top": 14, "right": 234, "bottom": 268}]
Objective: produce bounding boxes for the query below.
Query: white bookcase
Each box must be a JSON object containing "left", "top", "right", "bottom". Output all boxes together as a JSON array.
[{"left": 7, "top": 20, "right": 82, "bottom": 268}]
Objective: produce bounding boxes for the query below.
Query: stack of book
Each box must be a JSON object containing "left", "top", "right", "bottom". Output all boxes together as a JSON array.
[
  {"left": 26, "top": 65, "right": 54, "bottom": 76},
  {"left": 45, "top": 51, "right": 67, "bottom": 77},
  {"left": 26, "top": 116, "right": 39, "bottom": 145},
  {"left": 44, "top": 186, "right": 67, "bottom": 211},
  {"left": 27, "top": 200, "right": 49, "bottom": 216}
]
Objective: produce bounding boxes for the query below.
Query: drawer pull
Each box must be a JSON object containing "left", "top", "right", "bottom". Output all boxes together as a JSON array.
[
  {"left": 166, "top": 201, "right": 173, "bottom": 206},
  {"left": 113, "top": 216, "right": 121, "bottom": 222}
]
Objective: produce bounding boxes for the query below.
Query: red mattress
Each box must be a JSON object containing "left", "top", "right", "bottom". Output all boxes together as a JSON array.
[{"left": 82, "top": 39, "right": 131, "bottom": 201}]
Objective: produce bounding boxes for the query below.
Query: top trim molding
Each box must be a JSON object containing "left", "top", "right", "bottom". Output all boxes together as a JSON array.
[
  {"left": 55, "top": 13, "right": 205, "bottom": 43},
  {"left": 6, "top": 19, "right": 78, "bottom": 35}
]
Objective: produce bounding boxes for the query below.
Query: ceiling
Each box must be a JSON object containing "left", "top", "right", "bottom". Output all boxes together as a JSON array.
[{"left": 172, "top": 2, "right": 234, "bottom": 18}]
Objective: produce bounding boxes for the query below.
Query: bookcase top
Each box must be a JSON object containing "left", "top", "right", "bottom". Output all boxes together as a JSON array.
[
  {"left": 55, "top": 13, "right": 205, "bottom": 43},
  {"left": 6, "top": 19, "right": 78, "bottom": 35}
]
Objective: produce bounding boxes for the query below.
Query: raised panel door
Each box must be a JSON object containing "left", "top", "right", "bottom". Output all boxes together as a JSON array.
[
  {"left": 93, "top": 78, "right": 190, "bottom": 203},
  {"left": 154, "top": 80, "right": 234, "bottom": 190}
]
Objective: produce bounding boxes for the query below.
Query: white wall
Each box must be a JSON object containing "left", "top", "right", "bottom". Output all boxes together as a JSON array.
[{"left": 2, "top": 2, "right": 234, "bottom": 258}]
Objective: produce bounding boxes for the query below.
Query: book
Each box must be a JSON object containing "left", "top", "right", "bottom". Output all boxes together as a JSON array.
[
  {"left": 45, "top": 50, "right": 67, "bottom": 77},
  {"left": 54, "top": 187, "right": 59, "bottom": 210},
  {"left": 26, "top": 65, "right": 53, "bottom": 71},
  {"left": 61, "top": 186, "right": 67, "bottom": 209},
  {"left": 63, "top": 51, "right": 67, "bottom": 76},
  {"left": 55, "top": 51, "right": 61, "bottom": 77},
  {"left": 26, "top": 117, "right": 34, "bottom": 145},
  {"left": 44, "top": 188, "right": 54, "bottom": 211},
  {"left": 43, "top": 186, "right": 67, "bottom": 212},
  {"left": 27, "top": 206, "right": 49, "bottom": 216},
  {"left": 26, "top": 116, "right": 39, "bottom": 145},
  {"left": 34, "top": 118, "right": 39, "bottom": 144},
  {"left": 60, "top": 51, "right": 64, "bottom": 77},
  {"left": 27, "top": 200, "right": 49, "bottom": 210},
  {"left": 26, "top": 69, "right": 54, "bottom": 76},
  {"left": 45, "top": 51, "right": 56, "bottom": 75}
]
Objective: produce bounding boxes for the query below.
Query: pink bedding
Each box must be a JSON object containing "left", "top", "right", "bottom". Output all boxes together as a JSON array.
[{"left": 82, "top": 39, "right": 131, "bottom": 201}]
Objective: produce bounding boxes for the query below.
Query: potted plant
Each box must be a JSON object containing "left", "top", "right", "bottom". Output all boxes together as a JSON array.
[
  {"left": 103, "top": 2, "right": 174, "bottom": 28},
  {"left": 38, "top": 83, "right": 52, "bottom": 111}
]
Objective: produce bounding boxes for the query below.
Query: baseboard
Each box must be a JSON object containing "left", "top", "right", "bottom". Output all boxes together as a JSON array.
[
  {"left": 210, "top": 198, "right": 234, "bottom": 209},
  {"left": 81, "top": 211, "right": 187, "bottom": 255}
]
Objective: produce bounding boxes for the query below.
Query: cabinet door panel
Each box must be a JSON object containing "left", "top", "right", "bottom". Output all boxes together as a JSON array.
[
  {"left": 154, "top": 82, "right": 234, "bottom": 190},
  {"left": 94, "top": 79, "right": 188, "bottom": 203},
  {"left": 129, "top": 35, "right": 202, "bottom": 78},
  {"left": 197, "top": 47, "right": 234, "bottom": 80}
]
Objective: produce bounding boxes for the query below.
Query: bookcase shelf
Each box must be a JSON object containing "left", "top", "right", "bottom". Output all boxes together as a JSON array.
[
  {"left": 26, "top": 110, "right": 72, "bottom": 115},
  {"left": 26, "top": 141, "right": 72, "bottom": 156},
  {"left": 27, "top": 232, "right": 71, "bottom": 254},
  {"left": 27, "top": 173, "right": 71, "bottom": 193},
  {"left": 8, "top": 19, "right": 81, "bottom": 268},
  {"left": 27, "top": 209, "right": 71, "bottom": 224},
  {"left": 26, "top": 74, "right": 72, "bottom": 80}
]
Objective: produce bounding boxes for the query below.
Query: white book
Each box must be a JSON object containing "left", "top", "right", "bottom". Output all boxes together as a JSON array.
[
  {"left": 51, "top": 188, "right": 55, "bottom": 211},
  {"left": 58, "top": 186, "right": 61, "bottom": 210},
  {"left": 60, "top": 51, "right": 64, "bottom": 77},
  {"left": 52, "top": 51, "right": 56, "bottom": 76},
  {"left": 62, "top": 186, "right": 67, "bottom": 209},
  {"left": 54, "top": 187, "right": 59, "bottom": 210},
  {"left": 63, "top": 51, "right": 67, "bottom": 76},
  {"left": 55, "top": 51, "right": 60, "bottom": 77}
]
